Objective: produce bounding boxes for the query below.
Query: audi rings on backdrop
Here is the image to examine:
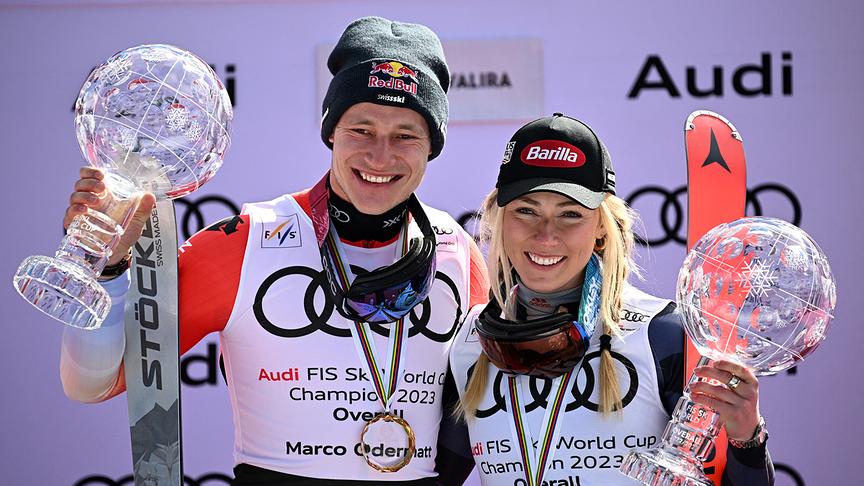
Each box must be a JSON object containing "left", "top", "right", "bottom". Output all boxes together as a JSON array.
[
  {"left": 456, "top": 210, "right": 483, "bottom": 242},
  {"left": 454, "top": 183, "right": 801, "bottom": 247},
  {"left": 174, "top": 185, "right": 800, "bottom": 249},
  {"left": 623, "top": 183, "right": 801, "bottom": 246},
  {"left": 176, "top": 195, "right": 241, "bottom": 240},
  {"left": 74, "top": 473, "right": 232, "bottom": 486}
]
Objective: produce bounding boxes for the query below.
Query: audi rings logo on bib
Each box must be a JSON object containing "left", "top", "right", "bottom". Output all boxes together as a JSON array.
[
  {"left": 471, "top": 349, "right": 639, "bottom": 418},
  {"left": 520, "top": 140, "right": 587, "bottom": 168},
  {"left": 622, "top": 310, "right": 649, "bottom": 323},
  {"left": 254, "top": 265, "right": 462, "bottom": 342}
]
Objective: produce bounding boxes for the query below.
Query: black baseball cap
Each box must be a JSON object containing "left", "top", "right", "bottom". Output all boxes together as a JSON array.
[{"left": 496, "top": 113, "right": 616, "bottom": 208}]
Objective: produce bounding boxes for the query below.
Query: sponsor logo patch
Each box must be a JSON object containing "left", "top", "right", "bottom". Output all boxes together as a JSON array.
[
  {"left": 369, "top": 60, "right": 419, "bottom": 95},
  {"left": 262, "top": 214, "right": 301, "bottom": 248},
  {"left": 433, "top": 225, "right": 458, "bottom": 253},
  {"left": 377, "top": 93, "right": 406, "bottom": 104},
  {"left": 502, "top": 141, "right": 516, "bottom": 164},
  {"left": 520, "top": 139, "right": 587, "bottom": 168}
]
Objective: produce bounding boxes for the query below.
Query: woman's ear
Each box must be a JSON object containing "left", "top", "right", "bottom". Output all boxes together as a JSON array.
[{"left": 595, "top": 216, "right": 607, "bottom": 241}]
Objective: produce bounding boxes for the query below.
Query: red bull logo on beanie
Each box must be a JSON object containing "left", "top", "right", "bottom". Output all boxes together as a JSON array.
[
  {"left": 370, "top": 61, "right": 418, "bottom": 82},
  {"left": 396, "top": 65, "right": 418, "bottom": 82},
  {"left": 369, "top": 60, "right": 418, "bottom": 95},
  {"left": 521, "top": 140, "right": 588, "bottom": 168}
]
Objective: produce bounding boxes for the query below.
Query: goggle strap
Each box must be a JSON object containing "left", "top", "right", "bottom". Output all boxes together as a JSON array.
[
  {"left": 309, "top": 173, "right": 331, "bottom": 246},
  {"left": 324, "top": 220, "right": 409, "bottom": 293}
]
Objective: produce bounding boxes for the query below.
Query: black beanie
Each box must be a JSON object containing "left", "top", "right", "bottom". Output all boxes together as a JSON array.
[{"left": 321, "top": 16, "right": 450, "bottom": 160}]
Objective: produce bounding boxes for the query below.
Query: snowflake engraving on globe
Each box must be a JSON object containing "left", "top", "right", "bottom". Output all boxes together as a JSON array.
[
  {"left": 676, "top": 217, "right": 836, "bottom": 375},
  {"left": 74, "top": 44, "right": 232, "bottom": 199}
]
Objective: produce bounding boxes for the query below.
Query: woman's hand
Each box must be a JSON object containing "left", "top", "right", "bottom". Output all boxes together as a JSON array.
[{"left": 690, "top": 360, "right": 761, "bottom": 442}]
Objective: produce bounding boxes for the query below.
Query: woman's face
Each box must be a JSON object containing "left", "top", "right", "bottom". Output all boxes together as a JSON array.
[{"left": 502, "top": 191, "right": 605, "bottom": 294}]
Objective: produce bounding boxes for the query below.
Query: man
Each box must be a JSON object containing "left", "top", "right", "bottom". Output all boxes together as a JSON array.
[{"left": 60, "top": 16, "right": 486, "bottom": 485}]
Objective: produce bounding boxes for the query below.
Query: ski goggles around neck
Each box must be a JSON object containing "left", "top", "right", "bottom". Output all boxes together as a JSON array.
[
  {"left": 476, "top": 297, "right": 592, "bottom": 378},
  {"left": 310, "top": 176, "right": 438, "bottom": 325}
]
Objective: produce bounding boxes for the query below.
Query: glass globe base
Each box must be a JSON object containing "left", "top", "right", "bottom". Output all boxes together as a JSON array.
[
  {"left": 621, "top": 448, "right": 713, "bottom": 486},
  {"left": 14, "top": 255, "right": 110, "bottom": 330},
  {"left": 619, "top": 358, "right": 723, "bottom": 485}
]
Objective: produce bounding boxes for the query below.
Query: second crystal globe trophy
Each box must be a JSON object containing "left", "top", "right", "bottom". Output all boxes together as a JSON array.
[{"left": 620, "top": 217, "right": 836, "bottom": 485}]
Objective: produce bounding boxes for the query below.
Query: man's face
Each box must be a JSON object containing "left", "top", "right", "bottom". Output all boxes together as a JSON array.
[{"left": 329, "top": 102, "right": 431, "bottom": 215}]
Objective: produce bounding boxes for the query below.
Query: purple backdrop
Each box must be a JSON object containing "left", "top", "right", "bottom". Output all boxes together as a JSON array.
[{"left": 1, "top": 1, "right": 861, "bottom": 485}]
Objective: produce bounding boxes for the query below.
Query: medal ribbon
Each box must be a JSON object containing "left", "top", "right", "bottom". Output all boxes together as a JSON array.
[
  {"left": 505, "top": 254, "right": 602, "bottom": 486},
  {"left": 507, "top": 371, "right": 573, "bottom": 486},
  {"left": 325, "top": 224, "right": 410, "bottom": 411},
  {"left": 309, "top": 173, "right": 411, "bottom": 412}
]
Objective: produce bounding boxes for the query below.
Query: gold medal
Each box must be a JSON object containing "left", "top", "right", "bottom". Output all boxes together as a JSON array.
[{"left": 359, "top": 412, "right": 416, "bottom": 473}]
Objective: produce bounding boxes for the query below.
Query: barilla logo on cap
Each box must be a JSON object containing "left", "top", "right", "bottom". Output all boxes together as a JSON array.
[
  {"left": 520, "top": 140, "right": 587, "bottom": 168},
  {"left": 369, "top": 60, "right": 418, "bottom": 95}
]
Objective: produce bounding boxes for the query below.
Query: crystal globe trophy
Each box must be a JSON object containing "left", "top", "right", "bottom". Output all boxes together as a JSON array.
[
  {"left": 13, "top": 44, "right": 232, "bottom": 330},
  {"left": 621, "top": 216, "right": 836, "bottom": 486}
]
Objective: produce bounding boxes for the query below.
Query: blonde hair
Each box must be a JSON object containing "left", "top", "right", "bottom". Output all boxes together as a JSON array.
[{"left": 456, "top": 189, "right": 640, "bottom": 420}]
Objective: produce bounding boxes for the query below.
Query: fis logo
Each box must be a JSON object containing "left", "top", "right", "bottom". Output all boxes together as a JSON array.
[{"left": 262, "top": 214, "right": 301, "bottom": 248}]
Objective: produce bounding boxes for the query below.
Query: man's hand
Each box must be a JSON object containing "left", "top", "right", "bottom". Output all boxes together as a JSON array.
[{"left": 64, "top": 167, "right": 157, "bottom": 265}]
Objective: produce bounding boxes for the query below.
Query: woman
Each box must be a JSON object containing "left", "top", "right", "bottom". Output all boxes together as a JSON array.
[{"left": 449, "top": 113, "right": 773, "bottom": 485}]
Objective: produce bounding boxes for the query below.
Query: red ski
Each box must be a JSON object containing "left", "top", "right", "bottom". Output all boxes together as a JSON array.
[{"left": 684, "top": 110, "right": 747, "bottom": 483}]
